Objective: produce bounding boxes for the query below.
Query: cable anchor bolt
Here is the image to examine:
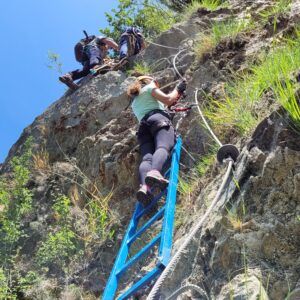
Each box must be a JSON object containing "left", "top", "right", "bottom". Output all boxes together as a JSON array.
[{"left": 217, "top": 144, "right": 239, "bottom": 164}]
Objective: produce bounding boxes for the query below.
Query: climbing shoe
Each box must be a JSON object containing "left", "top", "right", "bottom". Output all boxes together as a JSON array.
[
  {"left": 59, "top": 73, "right": 79, "bottom": 90},
  {"left": 145, "top": 170, "right": 169, "bottom": 192},
  {"left": 136, "top": 185, "right": 153, "bottom": 207}
]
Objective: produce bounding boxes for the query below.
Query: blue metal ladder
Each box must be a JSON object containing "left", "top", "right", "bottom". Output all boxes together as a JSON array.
[{"left": 102, "top": 137, "right": 182, "bottom": 300}]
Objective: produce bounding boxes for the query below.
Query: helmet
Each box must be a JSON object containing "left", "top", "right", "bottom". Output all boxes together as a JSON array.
[
  {"left": 137, "top": 76, "right": 159, "bottom": 87},
  {"left": 137, "top": 75, "right": 154, "bottom": 82}
]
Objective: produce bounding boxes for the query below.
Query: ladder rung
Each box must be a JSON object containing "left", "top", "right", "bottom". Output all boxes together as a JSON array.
[
  {"left": 164, "top": 168, "right": 171, "bottom": 178},
  {"left": 136, "top": 191, "right": 166, "bottom": 219},
  {"left": 118, "top": 266, "right": 163, "bottom": 300},
  {"left": 116, "top": 233, "right": 161, "bottom": 278},
  {"left": 127, "top": 206, "right": 165, "bottom": 246}
]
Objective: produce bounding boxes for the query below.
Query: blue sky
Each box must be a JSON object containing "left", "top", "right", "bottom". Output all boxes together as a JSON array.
[{"left": 0, "top": 0, "right": 119, "bottom": 162}]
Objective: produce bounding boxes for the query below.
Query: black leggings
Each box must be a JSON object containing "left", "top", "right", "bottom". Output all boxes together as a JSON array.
[
  {"left": 137, "top": 111, "right": 175, "bottom": 185},
  {"left": 70, "top": 46, "right": 102, "bottom": 81}
]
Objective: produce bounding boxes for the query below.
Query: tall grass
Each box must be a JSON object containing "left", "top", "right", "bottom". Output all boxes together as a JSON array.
[
  {"left": 205, "top": 33, "right": 300, "bottom": 135},
  {"left": 183, "top": 0, "right": 228, "bottom": 19},
  {"left": 258, "top": 0, "right": 292, "bottom": 35},
  {"left": 259, "top": 0, "right": 292, "bottom": 20},
  {"left": 212, "top": 19, "right": 249, "bottom": 44},
  {"left": 32, "top": 149, "right": 50, "bottom": 172},
  {"left": 194, "top": 18, "right": 251, "bottom": 59},
  {"left": 273, "top": 79, "right": 300, "bottom": 127}
]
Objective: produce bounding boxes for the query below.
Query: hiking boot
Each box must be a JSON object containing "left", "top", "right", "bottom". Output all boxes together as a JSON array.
[
  {"left": 145, "top": 170, "right": 169, "bottom": 191},
  {"left": 59, "top": 73, "right": 79, "bottom": 90},
  {"left": 136, "top": 185, "right": 153, "bottom": 207}
]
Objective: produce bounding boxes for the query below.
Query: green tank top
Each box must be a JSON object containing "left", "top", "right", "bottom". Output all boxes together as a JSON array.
[{"left": 131, "top": 82, "right": 165, "bottom": 122}]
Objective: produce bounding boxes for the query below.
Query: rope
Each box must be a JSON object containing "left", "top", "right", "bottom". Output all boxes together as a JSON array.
[
  {"left": 194, "top": 89, "right": 222, "bottom": 147},
  {"left": 147, "top": 159, "right": 233, "bottom": 300},
  {"left": 166, "top": 284, "right": 209, "bottom": 300}
]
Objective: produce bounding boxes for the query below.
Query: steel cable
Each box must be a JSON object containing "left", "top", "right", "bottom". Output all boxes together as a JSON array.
[
  {"left": 172, "top": 49, "right": 188, "bottom": 80},
  {"left": 194, "top": 89, "right": 222, "bottom": 147},
  {"left": 146, "top": 159, "right": 233, "bottom": 300},
  {"left": 147, "top": 40, "right": 182, "bottom": 50},
  {"left": 166, "top": 284, "right": 209, "bottom": 300}
]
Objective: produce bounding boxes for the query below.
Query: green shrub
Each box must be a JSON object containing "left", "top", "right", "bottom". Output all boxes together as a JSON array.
[
  {"left": 101, "top": 0, "right": 177, "bottom": 40},
  {"left": 18, "top": 271, "right": 40, "bottom": 295},
  {"left": 53, "top": 195, "right": 71, "bottom": 219},
  {"left": 0, "top": 268, "right": 13, "bottom": 299},
  {"left": 36, "top": 228, "right": 77, "bottom": 267},
  {"left": 129, "top": 61, "right": 153, "bottom": 76},
  {"left": 47, "top": 51, "right": 63, "bottom": 74},
  {"left": 85, "top": 196, "right": 115, "bottom": 241},
  {"left": 0, "top": 138, "right": 33, "bottom": 260}
]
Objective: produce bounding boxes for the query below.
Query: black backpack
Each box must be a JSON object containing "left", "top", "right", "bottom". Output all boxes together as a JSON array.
[{"left": 74, "top": 31, "right": 96, "bottom": 63}]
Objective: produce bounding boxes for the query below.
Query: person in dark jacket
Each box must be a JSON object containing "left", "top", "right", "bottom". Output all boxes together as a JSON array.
[
  {"left": 127, "top": 76, "right": 186, "bottom": 206},
  {"left": 119, "top": 27, "right": 145, "bottom": 61},
  {"left": 59, "top": 36, "right": 118, "bottom": 90}
]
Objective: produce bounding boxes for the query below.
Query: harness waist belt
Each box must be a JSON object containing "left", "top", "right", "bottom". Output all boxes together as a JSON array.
[{"left": 141, "top": 109, "right": 171, "bottom": 123}]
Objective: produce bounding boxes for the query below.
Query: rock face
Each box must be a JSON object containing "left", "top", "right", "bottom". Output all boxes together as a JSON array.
[
  {"left": 159, "top": 111, "right": 300, "bottom": 299},
  {"left": 1, "top": 0, "right": 300, "bottom": 299}
]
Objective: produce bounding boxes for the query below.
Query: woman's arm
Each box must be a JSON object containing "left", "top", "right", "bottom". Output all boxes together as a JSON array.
[
  {"left": 151, "top": 88, "right": 180, "bottom": 106},
  {"left": 102, "top": 37, "right": 119, "bottom": 50}
]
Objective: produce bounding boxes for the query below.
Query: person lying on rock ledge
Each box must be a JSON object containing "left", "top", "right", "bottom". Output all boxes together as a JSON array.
[{"left": 127, "top": 76, "right": 186, "bottom": 206}]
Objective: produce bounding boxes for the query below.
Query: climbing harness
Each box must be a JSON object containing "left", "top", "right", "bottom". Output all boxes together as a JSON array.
[
  {"left": 103, "top": 137, "right": 182, "bottom": 300},
  {"left": 169, "top": 102, "right": 196, "bottom": 113}
]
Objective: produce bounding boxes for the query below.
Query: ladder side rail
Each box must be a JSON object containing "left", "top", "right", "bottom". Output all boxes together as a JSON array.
[
  {"left": 118, "top": 267, "right": 163, "bottom": 300},
  {"left": 158, "top": 137, "right": 182, "bottom": 266},
  {"left": 102, "top": 203, "right": 143, "bottom": 300}
]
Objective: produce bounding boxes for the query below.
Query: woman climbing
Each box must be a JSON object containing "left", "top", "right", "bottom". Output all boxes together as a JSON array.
[{"left": 127, "top": 76, "right": 186, "bottom": 206}]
